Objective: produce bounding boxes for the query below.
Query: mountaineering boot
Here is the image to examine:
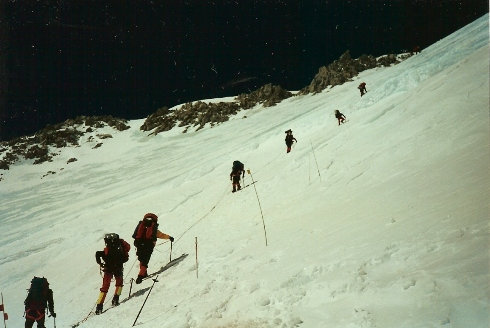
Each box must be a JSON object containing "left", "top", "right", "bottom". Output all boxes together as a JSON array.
[
  {"left": 136, "top": 264, "right": 148, "bottom": 284},
  {"left": 112, "top": 294, "right": 120, "bottom": 306},
  {"left": 112, "top": 286, "right": 122, "bottom": 306},
  {"left": 136, "top": 273, "right": 147, "bottom": 284},
  {"left": 95, "top": 291, "right": 106, "bottom": 314}
]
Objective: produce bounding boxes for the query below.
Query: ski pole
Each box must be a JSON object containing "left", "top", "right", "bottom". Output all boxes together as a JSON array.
[
  {"left": 247, "top": 169, "right": 268, "bottom": 246},
  {"left": 132, "top": 276, "right": 159, "bottom": 327}
]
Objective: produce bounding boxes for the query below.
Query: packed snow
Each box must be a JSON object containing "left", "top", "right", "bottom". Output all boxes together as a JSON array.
[{"left": 0, "top": 14, "right": 488, "bottom": 328}]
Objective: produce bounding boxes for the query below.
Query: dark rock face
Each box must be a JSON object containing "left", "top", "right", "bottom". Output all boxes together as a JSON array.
[
  {"left": 299, "top": 51, "right": 407, "bottom": 95},
  {"left": 141, "top": 84, "right": 292, "bottom": 135},
  {"left": 0, "top": 116, "right": 129, "bottom": 170},
  {"left": 235, "top": 84, "right": 293, "bottom": 109},
  {"left": 172, "top": 101, "right": 241, "bottom": 132},
  {"left": 140, "top": 107, "right": 176, "bottom": 134}
]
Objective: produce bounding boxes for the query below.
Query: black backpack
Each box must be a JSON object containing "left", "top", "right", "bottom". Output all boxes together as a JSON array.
[
  {"left": 105, "top": 234, "right": 129, "bottom": 265},
  {"left": 25, "top": 277, "right": 49, "bottom": 310},
  {"left": 232, "top": 160, "right": 244, "bottom": 172}
]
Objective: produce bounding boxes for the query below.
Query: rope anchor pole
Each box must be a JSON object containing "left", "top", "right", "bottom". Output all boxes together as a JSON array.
[
  {"left": 195, "top": 237, "right": 199, "bottom": 279},
  {"left": 247, "top": 169, "right": 268, "bottom": 246},
  {"left": 310, "top": 141, "right": 321, "bottom": 181}
]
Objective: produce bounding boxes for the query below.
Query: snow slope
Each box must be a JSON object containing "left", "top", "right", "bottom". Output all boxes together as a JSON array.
[{"left": 0, "top": 14, "right": 488, "bottom": 328}]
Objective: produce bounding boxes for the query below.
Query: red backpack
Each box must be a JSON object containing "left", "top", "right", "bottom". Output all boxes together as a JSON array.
[{"left": 133, "top": 213, "right": 159, "bottom": 242}]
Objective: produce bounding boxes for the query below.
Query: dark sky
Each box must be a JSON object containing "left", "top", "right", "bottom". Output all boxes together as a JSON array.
[{"left": 0, "top": 0, "right": 488, "bottom": 141}]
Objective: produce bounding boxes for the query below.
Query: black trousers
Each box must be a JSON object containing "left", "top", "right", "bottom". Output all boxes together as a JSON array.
[{"left": 136, "top": 245, "right": 154, "bottom": 267}]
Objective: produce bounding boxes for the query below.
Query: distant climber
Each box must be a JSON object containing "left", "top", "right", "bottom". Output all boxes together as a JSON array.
[
  {"left": 133, "top": 213, "right": 174, "bottom": 284},
  {"left": 95, "top": 233, "right": 130, "bottom": 314},
  {"left": 24, "top": 277, "right": 56, "bottom": 328},
  {"left": 285, "top": 129, "right": 297, "bottom": 153},
  {"left": 358, "top": 82, "right": 367, "bottom": 96},
  {"left": 230, "top": 160, "right": 245, "bottom": 192},
  {"left": 334, "top": 110, "right": 346, "bottom": 126}
]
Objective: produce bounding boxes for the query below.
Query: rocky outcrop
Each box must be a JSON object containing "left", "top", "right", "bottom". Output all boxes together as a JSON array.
[
  {"left": 140, "top": 107, "right": 176, "bottom": 134},
  {"left": 141, "top": 84, "right": 292, "bottom": 135},
  {"left": 377, "top": 53, "right": 400, "bottom": 67},
  {"left": 235, "top": 84, "right": 293, "bottom": 109},
  {"left": 0, "top": 115, "right": 130, "bottom": 170},
  {"left": 140, "top": 101, "right": 242, "bottom": 134},
  {"left": 177, "top": 101, "right": 241, "bottom": 131},
  {"left": 299, "top": 51, "right": 408, "bottom": 95}
]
